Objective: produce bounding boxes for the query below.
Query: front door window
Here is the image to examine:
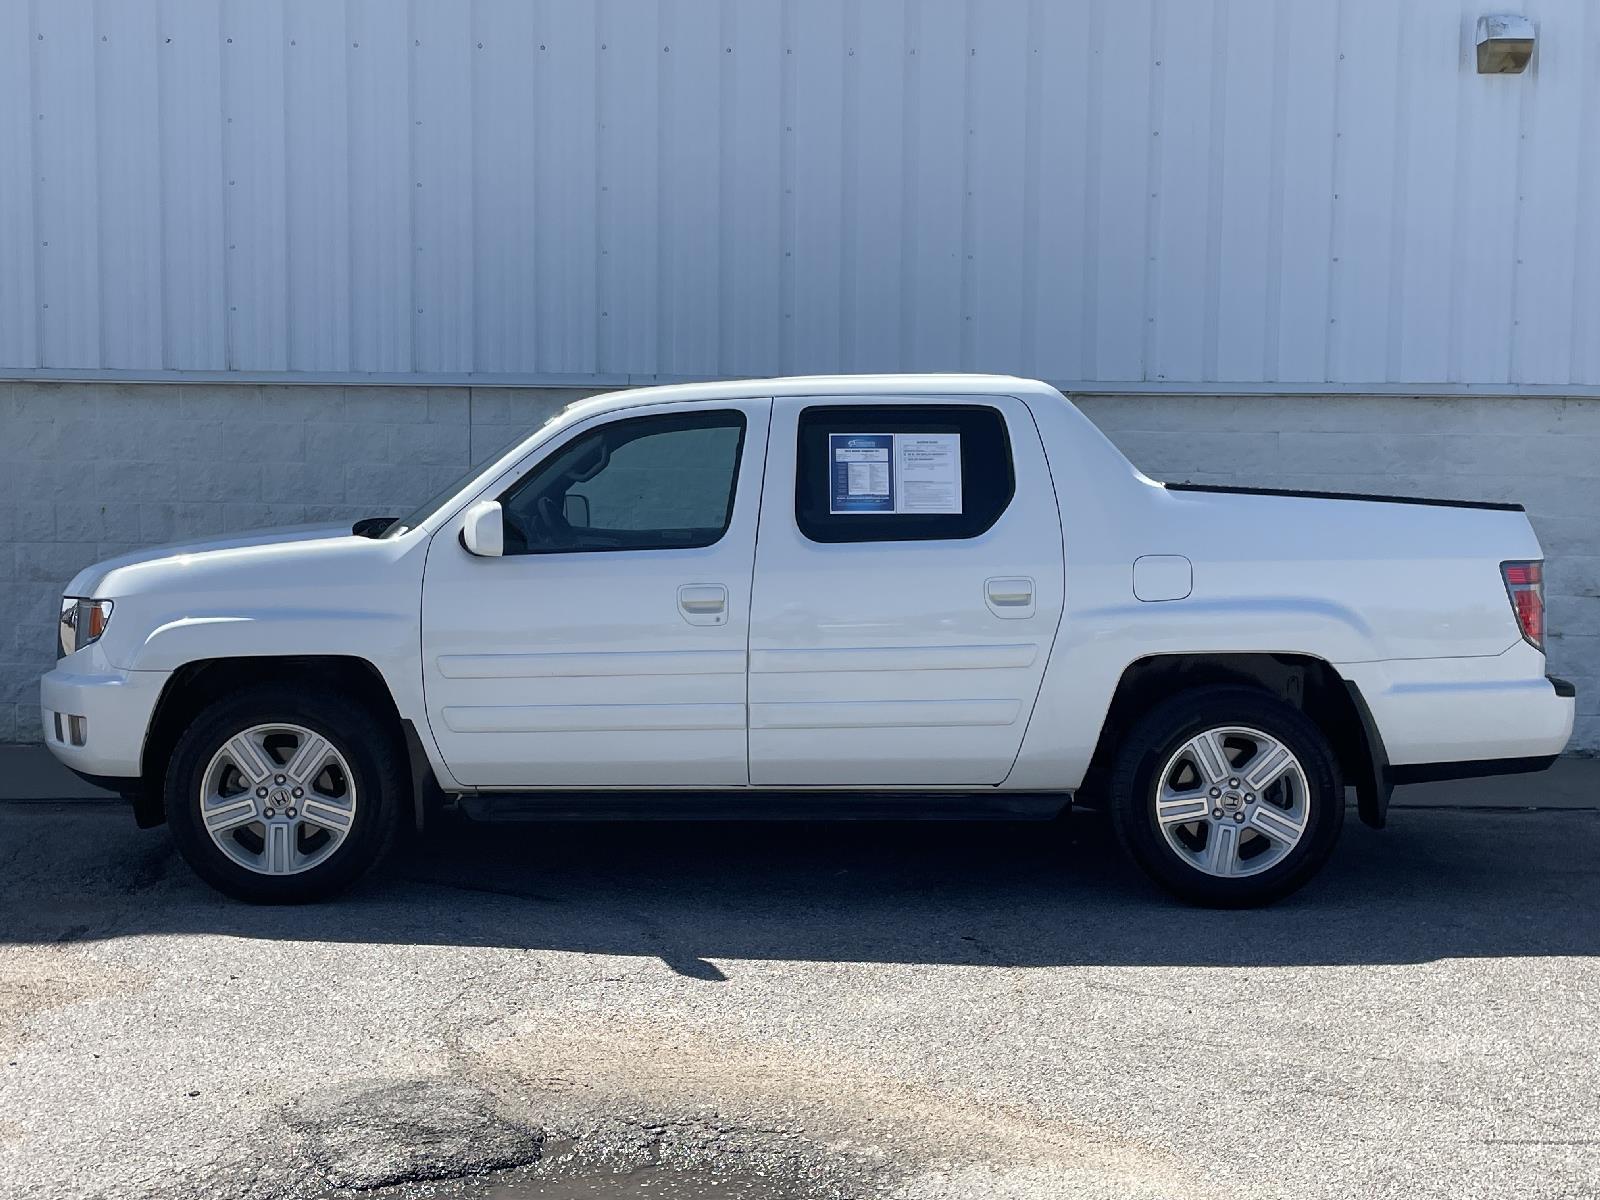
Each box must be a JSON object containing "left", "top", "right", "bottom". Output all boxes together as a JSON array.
[{"left": 499, "top": 411, "right": 746, "bottom": 554}]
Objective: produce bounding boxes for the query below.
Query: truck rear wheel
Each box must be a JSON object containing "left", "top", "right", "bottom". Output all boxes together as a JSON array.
[
  {"left": 1108, "top": 686, "right": 1344, "bottom": 906},
  {"left": 164, "top": 685, "right": 405, "bottom": 903}
]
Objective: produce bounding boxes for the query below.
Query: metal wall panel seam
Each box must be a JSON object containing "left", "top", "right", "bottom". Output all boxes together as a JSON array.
[
  {"left": 0, "top": 2, "right": 37, "bottom": 368},
  {"left": 1139, "top": 0, "right": 1166, "bottom": 384},
  {"left": 1445, "top": 4, "right": 1471, "bottom": 387},
  {"left": 1332, "top": 0, "right": 1402, "bottom": 384},
  {"left": 1214, "top": 0, "right": 1275, "bottom": 383},
  {"left": 1078, "top": 0, "right": 1103, "bottom": 382},
  {"left": 655, "top": 0, "right": 675, "bottom": 375},
  {"left": 595, "top": 0, "right": 610, "bottom": 375},
  {"left": 837, "top": 0, "right": 857, "bottom": 372},
  {"left": 1148, "top": 0, "right": 1206, "bottom": 383},
  {"left": 96, "top": 0, "right": 165, "bottom": 369},
  {"left": 403, "top": 0, "right": 418, "bottom": 373},
  {"left": 26, "top": 0, "right": 45, "bottom": 370},
  {"left": 343, "top": 0, "right": 357, "bottom": 376},
  {"left": 1573, "top": 0, "right": 1600, "bottom": 385},
  {"left": 1018, "top": 0, "right": 1043, "bottom": 379},
  {"left": 969, "top": 0, "right": 1029, "bottom": 373},
  {"left": 956, "top": 0, "right": 975, "bottom": 371},
  {"left": 777, "top": 0, "right": 796, "bottom": 375},
  {"left": 1322, "top": 0, "right": 1346, "bottom": 386},
  {"left": 1095, "top": 1, "right": 1154, "bottom": 380},
  {"left": 1383, "top": 2, "right": 1412, "bottom": 383},
  {"left": 896, "top": 0, "right": 918, "bottom": 375},
  {"left": 1198, "top": 0, "right": 1227, "bottom": 385},
  {"left": 1505, "top": 4, "right": 1532, "bottom": 385},
  {"left": 279, "top": 0, "right": 291, "bottom": 371},
  {"left": 1262, "top": 0, "right": 1289, "bottom": 382},
  {"left": 1503, "top": 0, "right": 1586, "bottom": 385},
  {"left": 36, "top": 2, "right": 104, "bottom": 368}
]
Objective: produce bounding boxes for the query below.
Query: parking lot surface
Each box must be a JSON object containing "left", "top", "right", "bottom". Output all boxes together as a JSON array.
[{"left": 1, "top": 799, "right": 1597, "bottom": 1199}]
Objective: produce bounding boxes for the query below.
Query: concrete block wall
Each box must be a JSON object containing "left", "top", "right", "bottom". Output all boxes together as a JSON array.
[
  {"left": 0, "top": 382, "right": 588, "bottom": 744},
  {"left": 1, "top": 382, "right": 1594, "bottom": 754}
]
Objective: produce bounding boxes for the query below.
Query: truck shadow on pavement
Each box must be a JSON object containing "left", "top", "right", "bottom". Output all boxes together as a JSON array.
[{"left": 3, "top": 802, "right": 1598, "bottom": 974}]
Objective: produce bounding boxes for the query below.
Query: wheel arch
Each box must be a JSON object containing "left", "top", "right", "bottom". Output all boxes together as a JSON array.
[
  {"left": 1084, "top": 652, "right": 1390, "bottom": 829},
  {"left": 137, "top": 655, "right": 435, "bottom": 830}
]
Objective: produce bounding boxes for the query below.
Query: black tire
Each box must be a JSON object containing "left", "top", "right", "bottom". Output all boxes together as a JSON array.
[
  {"left": 164, "top": 684, "right": 406, "bottom": 903},
  {"left": 1108, "top": 685, "right": 1344, "bottom": 907}
]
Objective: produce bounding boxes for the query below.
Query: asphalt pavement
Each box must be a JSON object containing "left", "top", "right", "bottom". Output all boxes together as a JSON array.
[{"left": 1, "top": 770, "right": 1597, "bottom": 1200}]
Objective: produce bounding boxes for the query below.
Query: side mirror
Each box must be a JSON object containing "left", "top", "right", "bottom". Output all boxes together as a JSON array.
[
  {"left": 460, "top": 499, "right": 504, "bottom": 557},
  {"left": 563, "top": 493, "right": 590, "bottom": 527}
]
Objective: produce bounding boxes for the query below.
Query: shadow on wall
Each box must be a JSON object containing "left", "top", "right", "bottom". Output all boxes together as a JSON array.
[{"left": 5, "top": 802, "right": 1599, "bottom": 974}]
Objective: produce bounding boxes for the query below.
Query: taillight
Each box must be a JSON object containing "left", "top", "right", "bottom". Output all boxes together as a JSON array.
[{"left": 1501, "top": 561, "right": 1544, "bottom": 651}]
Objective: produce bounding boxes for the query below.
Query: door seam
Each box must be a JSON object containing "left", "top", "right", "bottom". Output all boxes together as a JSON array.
[
  {"left": 997, "top": 393, "right": 1071, "bottom": 786},
  {"left": 744, "top": 399, "right": 777, "bottom": 786}
]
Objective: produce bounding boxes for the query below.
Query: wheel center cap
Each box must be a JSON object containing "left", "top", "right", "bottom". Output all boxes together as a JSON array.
[
  {"left": 1222, "top": 791, "right": 1244, "bottom": 811},
  {"left": 271, "top": 788, "right": 290, "bottom": 805}
]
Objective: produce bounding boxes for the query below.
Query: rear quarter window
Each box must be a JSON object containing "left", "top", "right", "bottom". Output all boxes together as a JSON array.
[{"left": 794, "top": 404, "right": 1015, "bottom": 543}]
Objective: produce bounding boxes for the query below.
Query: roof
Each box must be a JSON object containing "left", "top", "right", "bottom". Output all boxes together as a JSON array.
[{"left": 563, "top": 374, "right": 1064, "bottom": 422}]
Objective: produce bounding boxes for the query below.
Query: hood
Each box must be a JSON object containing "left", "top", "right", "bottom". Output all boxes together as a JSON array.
[{"left": 65, "top": 523, "right": 354, "bottom": 596}]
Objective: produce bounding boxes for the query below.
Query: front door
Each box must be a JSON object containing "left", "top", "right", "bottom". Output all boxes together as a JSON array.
[
  {"left": 747, "top": 395, "right": 1064, "bottom": 787},
  {"left": 421, "top": 399, "right": 770, "bottom": 788}
]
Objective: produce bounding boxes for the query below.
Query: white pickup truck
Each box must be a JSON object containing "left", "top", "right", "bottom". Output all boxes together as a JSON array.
[{"left": 41, "top": 375, "right": 1574, "bottom": 905}]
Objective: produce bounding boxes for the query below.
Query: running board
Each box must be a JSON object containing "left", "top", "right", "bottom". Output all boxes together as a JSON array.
[{"left": 456, "top": 790, "right": 1070, "bottom": 823}]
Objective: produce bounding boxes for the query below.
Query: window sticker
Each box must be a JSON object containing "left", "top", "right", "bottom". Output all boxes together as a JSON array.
[
  {"left": 829, "top": 433, "right": 894, "bottom": 513},
  {"left": 828, "top": 432, "right": 962, "bottom": 515},
  {"left": 893, "top": 433, "right": 962, "bottom": 514}
]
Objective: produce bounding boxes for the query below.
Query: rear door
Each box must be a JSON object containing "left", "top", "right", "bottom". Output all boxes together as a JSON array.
[
  {"left": 421, "top": 399, "right": 770, "bottom": 788},
  {"left": 747, "top": 395, "right": 1065, "bottom": 786}
]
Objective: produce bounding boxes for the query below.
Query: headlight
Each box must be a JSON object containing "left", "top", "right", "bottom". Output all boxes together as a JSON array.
[{"left": 58, "top": 598, "right": 113, "bottom": 658}]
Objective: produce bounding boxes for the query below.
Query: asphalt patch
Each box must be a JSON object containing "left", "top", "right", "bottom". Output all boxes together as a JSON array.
[
  {"left": 290, "top": 1080, "right": 544, "bottom": 1191},
  {"left": 292, "top": 1082, "right": 865, "bottom": 1200},
  {"left": 327, "top": 1161, "right": 814, "bottom": 1198}
]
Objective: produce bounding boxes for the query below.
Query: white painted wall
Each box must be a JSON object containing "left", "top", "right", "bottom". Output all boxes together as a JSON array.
[{"left": 1, "top": 0, "right": 1597, "bottom": 390}]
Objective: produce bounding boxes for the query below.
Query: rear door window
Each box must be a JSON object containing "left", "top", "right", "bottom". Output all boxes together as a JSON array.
[{"left": 793, "top": 404, "right": 1015, "bottom": 543}]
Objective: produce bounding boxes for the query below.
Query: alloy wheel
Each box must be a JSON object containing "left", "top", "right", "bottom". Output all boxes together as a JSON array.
[
  {"left": 198, "top": 724, "right": 358, "bottom": 877},
  {"left": 1153, "top": 725, "right": 1310, "bottom": 878}
]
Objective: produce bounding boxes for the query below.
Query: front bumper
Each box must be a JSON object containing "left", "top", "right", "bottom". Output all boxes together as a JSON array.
[{"left": 39, "top": 661, "right": 168, "bottom": 779}]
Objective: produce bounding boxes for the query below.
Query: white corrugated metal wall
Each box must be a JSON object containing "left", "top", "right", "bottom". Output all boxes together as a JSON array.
[{"left": 1, "top": 0, "right": 1597, "bottom": 390}]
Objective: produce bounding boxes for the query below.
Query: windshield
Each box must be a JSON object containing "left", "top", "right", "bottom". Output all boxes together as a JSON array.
[{"left": 380, "top": 404, "right": 579, "bottom": 538}]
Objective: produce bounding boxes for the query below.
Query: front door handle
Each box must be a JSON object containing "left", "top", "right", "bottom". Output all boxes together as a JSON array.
[
  {"left": 985, "top": 576, "right": 1035, "bottom": 618},
  {"left": 678, "top": 583, "right": 729, "bottom": 626}
]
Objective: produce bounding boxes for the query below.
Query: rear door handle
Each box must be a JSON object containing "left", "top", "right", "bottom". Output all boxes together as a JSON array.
[
  {"left": 678, "top": 583, "right": 729, "bottom": 626},
  {"left": 985, "top": 576, "right": 1035, "bottom": 618}
]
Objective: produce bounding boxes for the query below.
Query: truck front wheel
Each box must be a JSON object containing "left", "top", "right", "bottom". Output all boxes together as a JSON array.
[
  {"left": 163, "top": 685, "right": 406, "bottom": 903},
  {"left": 1108, "top": 686, "right": 1344, "bottom": 906}
]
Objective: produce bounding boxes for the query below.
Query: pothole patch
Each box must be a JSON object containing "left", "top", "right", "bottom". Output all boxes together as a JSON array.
[
  {"left": 290, "top": 1081, "right": 875, "bottom": 1200},
  {"left": 323, "top": 1159, "right": 822, "bottom": 1199},
  {"left": 288, "top": 1080, "right": 544, "bottom": 1191}
]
